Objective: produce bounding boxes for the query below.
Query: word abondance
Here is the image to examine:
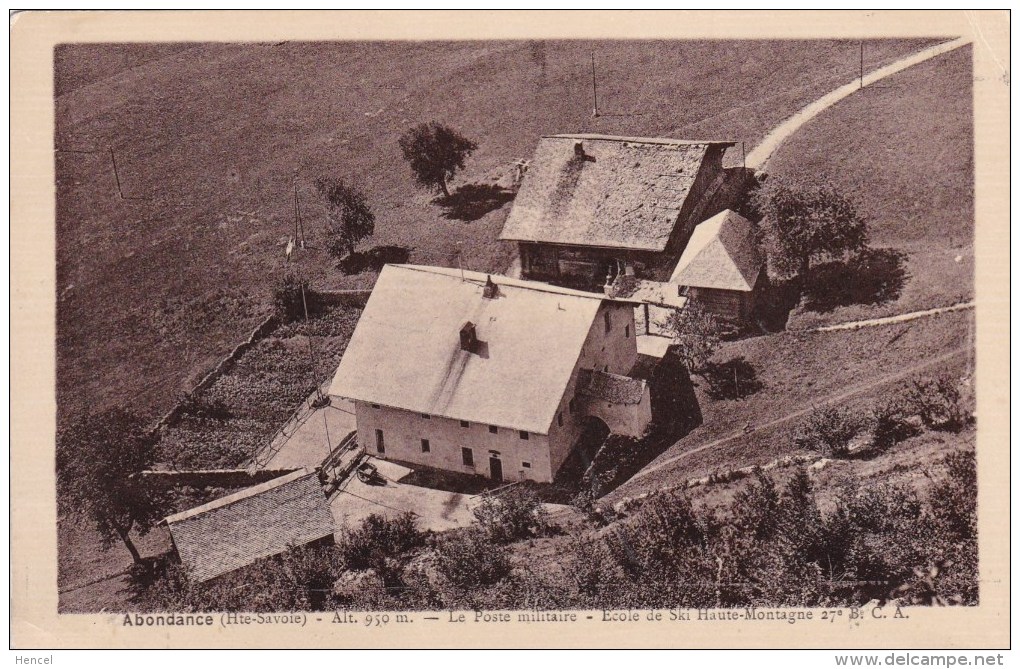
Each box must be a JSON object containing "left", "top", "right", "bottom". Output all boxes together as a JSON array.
[{"left": 123, "top": 613, "right": 214, "bottom": 627}]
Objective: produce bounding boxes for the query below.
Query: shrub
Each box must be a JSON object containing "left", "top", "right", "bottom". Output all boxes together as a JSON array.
[
  {"left": 472, "top": 485, "right": 549, "bottom": 544},
  {"left": 337, "top": 512, "right": 426, "bottom": 571},
  {"left": 432, "top": 528, "right": 512, "bottom": 590},
  {"left": 905, "top": 375, "right": 969, "bottom": 432},
  {"left": 870, "top": 394, "right": 920, "bottom": 452},
  {"left": 794, "top": 405, "right": 861, "bottom": 458}
]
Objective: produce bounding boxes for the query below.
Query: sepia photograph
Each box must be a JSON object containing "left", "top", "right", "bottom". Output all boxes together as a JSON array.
[{"left": 10, "top": 9, "right": 1010, "bottom": 651}]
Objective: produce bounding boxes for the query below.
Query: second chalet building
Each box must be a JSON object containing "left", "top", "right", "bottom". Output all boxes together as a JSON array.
[
  {"left": 329, "top": 265, "right": 653, "bottom": 484},
  {"left": 500, "top": 134, "right": 738, "bottom": 290}
]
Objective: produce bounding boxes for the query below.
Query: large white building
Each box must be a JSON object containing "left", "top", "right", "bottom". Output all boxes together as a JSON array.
[{"left": 328, "top": 265, "right": 653, "bottom": 484}]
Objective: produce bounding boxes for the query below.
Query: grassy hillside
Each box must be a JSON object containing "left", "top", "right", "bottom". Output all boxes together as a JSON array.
[
  {"left": 55, "top": 39, "right": 938, "bottom": 424},
  {"left": 768, "top": 45, "right": 973, "bottom": 329},
  {"left": 604, "top": 309, "right": 974, "bottom": 504}
]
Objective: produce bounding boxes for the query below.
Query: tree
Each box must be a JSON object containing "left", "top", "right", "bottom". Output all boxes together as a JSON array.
[
  {"left": 56, "top": 409, "right": 169, "bottom": 564},
  {"left": 314, "top": 177, "right": 375, "bottom": 259},
  {"left": 663, "top": 303, "right": 724, "bottom": 373},
  {"left": 398, "top": 121, "right": 478, "bottom": 197},
  {"left": 750, "top": 177, "right": 870, "bottom": 281}
]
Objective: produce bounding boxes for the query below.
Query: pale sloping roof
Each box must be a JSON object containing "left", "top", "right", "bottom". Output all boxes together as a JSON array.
[
  {"left": 329, "top": 265, "right": 613, "bottom": 435},
  {"left": 499, "top": 134, "right": 735, "bottom": 251},
  {"left": 578, "top": 369, "right": 647, "bottom": 406},
  {"left": 669, "top": 209, "right": 762, "bottom": 291},
  {"left": 165, "top": 469, "right": 333, "bottom": 582}
]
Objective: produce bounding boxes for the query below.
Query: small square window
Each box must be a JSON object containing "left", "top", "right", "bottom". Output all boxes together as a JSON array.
[
  {"left": 522, "top": 461, "right": 531, "bottom": 469},
  {"left": 421, "top": 438, "right": 430, "bottom": 453},
  {"left": 421, "top": 413, "right": 431, "bottom": 419},
  {"left": 488, "top": 425, "right": 498, "bottom": 434},
  {"left": 460, "top": 420, "right": 470, "bottom": 428},
  {"left": 461, "top": 447, "right": 474, "bottom": 467},
  {"left": 519, "top": 430, "right": 529, "bottom": 440}
]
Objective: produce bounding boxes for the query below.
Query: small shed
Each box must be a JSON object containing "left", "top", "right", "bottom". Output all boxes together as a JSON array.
[
  {"left": 164, "top": 468, "right": 334, "bottom": 582},
  {"left": 669, "top": 209, "right": 763, "bottom": 321}
]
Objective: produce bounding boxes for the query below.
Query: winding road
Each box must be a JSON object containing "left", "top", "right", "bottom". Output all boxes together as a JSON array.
[{"left": 744, "top": 37, "right": 971, "bottom": 171}]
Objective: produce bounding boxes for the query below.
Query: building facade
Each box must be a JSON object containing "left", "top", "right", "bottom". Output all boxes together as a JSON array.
[{"left": 329, "top": 265, "right": 652, "bottom": 484}]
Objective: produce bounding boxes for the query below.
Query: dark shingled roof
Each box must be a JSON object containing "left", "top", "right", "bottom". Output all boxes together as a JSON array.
[
  {"left": 500, "top": 134, "right": 735, "bottom": 251},
  {"left": 578, "top": 369, "right": 647, "bottom": 406},
  {"left": 165, "top": 468, "right": 333, "bottom": 583}
]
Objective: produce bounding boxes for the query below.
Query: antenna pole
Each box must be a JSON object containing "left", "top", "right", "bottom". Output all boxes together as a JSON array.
[
  {"left": 293, "top": 180, "right": 303, "bottom": 247},
  {"left": 860, "top": 42, "right": 864, "bottom": 89},
  {"left": 109, "top": 148, "right": 124, "bottom": 199},
  {"left": 590, "top": 51, "right": 599, "bottom": 118}
]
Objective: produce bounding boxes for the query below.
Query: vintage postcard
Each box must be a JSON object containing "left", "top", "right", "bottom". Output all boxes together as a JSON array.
[{"left": 10, "top": 10, "right": 1010, "bottom": 650}]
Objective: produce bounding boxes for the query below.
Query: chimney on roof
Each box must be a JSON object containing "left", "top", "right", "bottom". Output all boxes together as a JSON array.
[
  {"left": 460, "top": 322, "right": 478, "bottom": 352},
  {"left": 574, "top": 141, "right": 585, "bottom": 158},
  {"left": 483, "top": 275, "right": 499, "bottom": 299}
]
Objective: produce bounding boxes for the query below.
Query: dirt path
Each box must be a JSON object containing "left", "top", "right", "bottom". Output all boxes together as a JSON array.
[
  {"left": 806, "top": 301, "right": 975, "bottom": 333},
  {"left": 616, "top": 345, "right": 970, "bottom": 490},
  {"left": 744, "top": 37, "right": 971, "bottom": 171}
]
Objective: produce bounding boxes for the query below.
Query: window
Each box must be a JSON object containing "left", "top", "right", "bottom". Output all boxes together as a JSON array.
[
  {"left": 488, "top": 425, "right": 498, "bottom": 434},
  {"left": 421, "top": 438, "right": 430, "bottom": 453},
  {"left": 557, "top": 412, "right": 563, "bottom": 427},
  {"left": 461, "top": 447, "right": 474, "bottom": 467},
  {"left": 371, "top": 403, "right": 380, "bottom": 409},
  {"left": 375, "top": 429, "right": 385, "bottom": 454},
  {"left": 604, "top": 310, "right": 612, "bottom": 333},
  {"left": 421, "top": 413, "right": 431, "bottom": 419},
  {"left": 519, "top": 430, "right": 529, "bottom": 440},
  {"left": 522, "top": 461, "right": 531, "bottom": 469},
  {"left": 460, "top": 420, "right": 470, "bottom": 428},
  {"left": 569, "top": 397, "right": 576, "bottom": 414},
  {"left": 625, "top": 324, "right": 630, "bottom": 338}
]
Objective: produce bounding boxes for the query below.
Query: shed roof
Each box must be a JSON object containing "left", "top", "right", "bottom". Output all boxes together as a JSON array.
[
  {"left": 499, "top": 134, "right": 735, "bottom": 251},
  {"left": 669, "top": 209, "right": 763, "bottom": 291},
  {"left": 329, "top": 265, "right": 621, "bottom": 435},
  {"left": 165, "top": 468, "right": 333, "bottom": 583},
  {"left": 578, "top": 369, "right": 647, "bottom": 406}
]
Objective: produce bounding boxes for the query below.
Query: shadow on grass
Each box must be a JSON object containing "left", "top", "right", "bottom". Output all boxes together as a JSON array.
[
  {"left": 338, "top": 245, "right": 411, "bottom": 275},
  {"left": 436, "top": 183, "right": 516, "bottom": 222},
  {"left": 802, "top": 248, "right": 909, "bottom": 313},
  {"left": 699, "top": 356, "right": 763, "bottom": 400}
]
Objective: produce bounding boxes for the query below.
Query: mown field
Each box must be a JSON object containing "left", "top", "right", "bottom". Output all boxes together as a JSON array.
[
  {"left": 55, "top": 39, "right": 939, "bottom": 426},
  {"left": 768, "top": 45, "right": 974, "bottom": 329}
]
